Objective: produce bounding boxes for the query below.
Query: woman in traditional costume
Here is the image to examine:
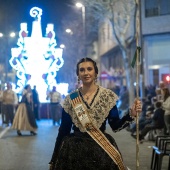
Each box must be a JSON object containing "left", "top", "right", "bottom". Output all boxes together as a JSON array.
[
  {"left": 49, "top": 58, "right": 142, "bottom": 170},
  {"left": 12, "top": 84, "right": 37, "bottom": 136}
]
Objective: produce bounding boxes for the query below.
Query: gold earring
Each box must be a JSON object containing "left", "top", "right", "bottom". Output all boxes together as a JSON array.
[
  {"left": 95, "top": 76, "right": 97, "bottom": 83},
  {"left": 78, "top": 77, "right": 80, "bottom": 84}
]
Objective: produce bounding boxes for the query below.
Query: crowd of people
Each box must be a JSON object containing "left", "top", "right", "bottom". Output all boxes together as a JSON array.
[
  {"left": 0, "top": 82, "right": 63, "bottom": 136},
  {"left": 124, "top": 81, "right": 170, "bottom": 142}
]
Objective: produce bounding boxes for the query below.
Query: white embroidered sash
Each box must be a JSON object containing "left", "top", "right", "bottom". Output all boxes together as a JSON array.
[{"left": 70, "top": 91, "right": 126, "bottom": 170}]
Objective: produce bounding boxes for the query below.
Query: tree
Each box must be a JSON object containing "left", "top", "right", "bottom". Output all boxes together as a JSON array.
[
  {"left": 79, "top": 0, "right": 139, "bottom": 105},
  {"left": 56, "top": 9, "right": 85, "bottom": 90}
]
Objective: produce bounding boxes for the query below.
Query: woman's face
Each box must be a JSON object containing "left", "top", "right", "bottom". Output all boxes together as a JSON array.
[{"left": 78, "top": 61, "right": 96, "bottom": 85}]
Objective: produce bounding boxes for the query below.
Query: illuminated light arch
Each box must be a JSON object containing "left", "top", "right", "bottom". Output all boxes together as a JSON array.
[{"left": 9, "top": 7, "right": 65, "bottom": 102}]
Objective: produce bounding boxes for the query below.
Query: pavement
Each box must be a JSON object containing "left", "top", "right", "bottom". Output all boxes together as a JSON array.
[{"left": 0, "top": 117, "right": 169, "bottom": 170}]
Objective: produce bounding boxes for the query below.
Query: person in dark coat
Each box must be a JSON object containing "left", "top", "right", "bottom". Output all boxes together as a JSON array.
[
  {"left": 135, "top": 101, "right": 165, "bottom": 141},
  {"left": 32, "top": 85, "right": 40, "bottom": 120}
]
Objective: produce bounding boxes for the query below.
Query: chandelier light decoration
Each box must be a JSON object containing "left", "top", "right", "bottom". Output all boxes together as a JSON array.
[{"left": 9, "top": 7, "right": 64, "bottom": 102}]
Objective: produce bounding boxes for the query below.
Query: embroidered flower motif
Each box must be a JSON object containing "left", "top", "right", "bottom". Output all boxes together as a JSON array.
[{"left": 63, "top": 86, "right": 119, "bottom": 132}]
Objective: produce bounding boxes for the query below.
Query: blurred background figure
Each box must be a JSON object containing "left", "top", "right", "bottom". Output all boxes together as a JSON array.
[
  {"left": 137, "top": 101, "right": 165, "bottom": 142},
  {"left": 159, "top": 81, "right": 166, "bottom": 89},
  {"left": 2, "top": 82, "right": 18, "bottom": 126},
  {"left": 159, "top": 81, "right": 166, "bottom": 100},
  {"left": 130, "top": 103, "right": 154, "bottom": 136},
  {"left": 12, "top": 84, "right": 38, "bottom": 136},
  {"left": 128, "top": 94, "right": 153, "bottom": 134},
  {"left": 32, "top": 85, "right": 40, "bottom": 120},
  {"left": 117, "top": 86, "right": 129, "bottom": 117},
  {"left": 162, "top": 87, "right": 170, "bottom": 135},
  {"left": 46, "top": 86, "right": 62, "bottom": 126},
  {"left": 0, "top": 85, "right": 3, "bottom": 124}
]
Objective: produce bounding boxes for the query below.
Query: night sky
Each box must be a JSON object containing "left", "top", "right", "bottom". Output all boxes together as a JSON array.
[{"left": 0, "top": 0, "right": 72, "bottom": 36}]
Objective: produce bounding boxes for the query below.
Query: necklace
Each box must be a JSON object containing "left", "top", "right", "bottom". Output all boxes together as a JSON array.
[
  {"left": 81, "top": 86, "right": 98, "bottom": 101},
  {"left": 84, "top": 91, "right": 95, "bottom": 100}
]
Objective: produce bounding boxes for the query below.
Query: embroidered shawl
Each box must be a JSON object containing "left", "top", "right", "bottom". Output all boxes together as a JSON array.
[{"left": 63, "top": 86, "right": 119, "bottom": 132}]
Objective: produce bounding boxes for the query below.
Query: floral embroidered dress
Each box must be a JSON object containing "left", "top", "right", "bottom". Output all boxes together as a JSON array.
[
  {"left": 12, "top": 90, "right": 37, "bottom": 132},
  {"left": 49, "top": 86, "right": 134, "bottom": 170}
]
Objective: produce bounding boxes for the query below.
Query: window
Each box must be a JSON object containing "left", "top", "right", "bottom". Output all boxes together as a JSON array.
[
  {"left": 145, "top": 0, "right": 170, "bottom": 17},
  {"left": 160, "top": 0, "right": 170, "bottom": 15}
]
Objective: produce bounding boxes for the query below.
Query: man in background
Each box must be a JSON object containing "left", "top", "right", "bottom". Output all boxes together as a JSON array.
[
  {"left": 2, "top": 82, "right": 18, "bottom": 126},
  {"left": 46, "top": 86, "right": 62, "bottom": 126},
  {"left": 32, "top": 85, "right": 40, "bottom": 120}
]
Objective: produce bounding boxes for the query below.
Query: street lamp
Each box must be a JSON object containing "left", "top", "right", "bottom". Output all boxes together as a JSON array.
[
  {"left": 75, "top": 2, "right": 86, "bottom": 47},
  {"left": 65, "top": 28, "right": 73, "bottom": 35},
  {"left": 10, "top": 32, "right": 16, "bottom": 38},
  {"left": 60, "top": 44, "right": 65, "bottom": 49},
  {"left": 0, "top": 32, "right": 16, "bottom": 38},
  {"left": 0, "top": 33, "right": 3, "bottom": 37}
]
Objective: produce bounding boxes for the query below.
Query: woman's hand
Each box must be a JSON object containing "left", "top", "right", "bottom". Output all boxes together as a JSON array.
[{"left": 130, "top": 99, "right": 142, "bottom": 117}]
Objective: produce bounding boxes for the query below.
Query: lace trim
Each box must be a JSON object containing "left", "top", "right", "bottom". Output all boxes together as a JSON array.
[{"left": 63, "top": 86, "right": 119, "bottom": 132}]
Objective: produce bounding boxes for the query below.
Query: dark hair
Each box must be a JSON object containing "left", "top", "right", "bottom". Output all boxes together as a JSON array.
[
  {"left": 76, "top": 57, "right": 98, "bottom": 76},
  {"left": 155, "top": 101, "right": 162, "bottom": 108},
  {"left": 147, "top": 106, "right": 154, "bottom": 111},
  {"left": 24, "top": 84, "right": 30, "bottom": 90}
]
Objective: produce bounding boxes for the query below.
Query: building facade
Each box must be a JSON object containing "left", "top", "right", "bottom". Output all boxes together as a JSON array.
[
  {"left": 142, "top": 0, "right": 170, "bottom": 85},
  {"left": 97, "top": 0, "right": 170, "bottom": 89}
]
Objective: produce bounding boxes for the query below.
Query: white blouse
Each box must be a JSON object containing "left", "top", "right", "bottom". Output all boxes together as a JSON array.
[{"left": 162, "top": 96, "right": 170, "bottom": 116}]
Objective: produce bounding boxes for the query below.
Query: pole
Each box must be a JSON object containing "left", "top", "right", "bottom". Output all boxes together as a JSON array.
[
  {"left": 5, "top": 37, "right": 9, "bottom": 83},
  {"left": 82, "top": 5, "right": 85, "bottom": 37},
  {"left": 82, "top": 5, "right": 86, "bottom": 56},
  {"left": 139, "top": 0, "right": 145, "bottom": 98},
  {"left": 135, "top": 0, "right": 141, "bottom": 169}
]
